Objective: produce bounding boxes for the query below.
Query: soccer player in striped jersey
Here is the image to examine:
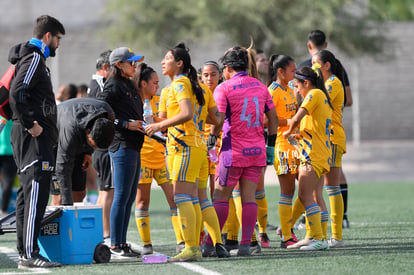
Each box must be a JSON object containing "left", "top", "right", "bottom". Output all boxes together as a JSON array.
[
  {"left": 267, "top": 54, "right": 300, "bottom": 248},
  {"left": 283, "top": 66, "right": 333, "bottom": 250},
  {"left": 312, "top": 50, "right": 347, "bottom": 248},
  {"left": 145, "top": 43, "right": 210, "bottom": 262},
  {"left": 132, "top": 63, "right": 182, "bottom": 255}
]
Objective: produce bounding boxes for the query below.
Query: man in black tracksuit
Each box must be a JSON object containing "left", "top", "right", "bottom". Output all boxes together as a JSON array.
[
  {"left": 8, "top": 15, "right": 65, "bottom": 269},
  {"left": 54, "top": 97, "right": 115, "bottom": 205}
]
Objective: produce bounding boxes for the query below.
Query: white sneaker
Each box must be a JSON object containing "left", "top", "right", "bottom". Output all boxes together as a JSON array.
[
  {"left": 286, "top": 238, "right": 312, "bottom": 249},
  {"left": 300, "top": 239, "right": 329, "bottom": 251},
  {"left": 328, "top": 238, "right": 344, "bottom": 248}
]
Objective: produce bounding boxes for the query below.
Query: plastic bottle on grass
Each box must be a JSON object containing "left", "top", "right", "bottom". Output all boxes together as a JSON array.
[{"left": 142, "top": 253, "right": 169, "bottom": 264}]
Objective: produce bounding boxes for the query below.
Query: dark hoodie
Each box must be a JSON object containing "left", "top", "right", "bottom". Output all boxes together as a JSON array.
[
  {"left": 8, "top": 42, "right": 58, "bottom": 142},
  {"left": 55, "top": 97, "right": 114, "bottom": 205}
]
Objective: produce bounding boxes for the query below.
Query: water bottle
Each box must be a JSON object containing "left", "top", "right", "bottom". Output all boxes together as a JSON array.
[
  {"left": 143, "top": 99, "right": 153, "bottom": 125},
  {"left": 142, "top": 253, "right": 169, "bottom": 264},
  {"left": 208, "top": 148, "right": 218, "bottom": 163}
]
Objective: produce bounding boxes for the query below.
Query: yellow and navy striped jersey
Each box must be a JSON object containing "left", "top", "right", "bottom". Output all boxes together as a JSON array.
[
  {"left": 166, "top": 75, "right": 207, "bottom": 151},
  {"left": 299, "top": 89, "right": 332, "bottom": 171},
  {"left": 325, "top": 75, "right": 346, "bottom": 152},
  {"left": 140, "top": 95, "right": 166, "bottom": 169}
]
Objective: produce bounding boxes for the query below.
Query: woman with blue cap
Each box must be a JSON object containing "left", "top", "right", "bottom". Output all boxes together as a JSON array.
[{"left": 98, "top": 46, "right": 145, "bottom": 258}]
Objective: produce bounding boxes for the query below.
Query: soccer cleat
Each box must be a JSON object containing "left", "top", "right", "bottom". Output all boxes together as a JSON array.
[
  {"left": 259, "top": 233, "right": 271, "bottom": 248},
  {"left": 300, "top": 239, "right": 329, "bottom": 251},
  {"left": 277, "top": 228, "right": 299, "bottom": 242},
  {"left": 169, "top": 246, "right": 202, "bottom": 262},
  {"left": 280, "top": 238, "right": 297, "bottom": 249},
  {"left": 237, "top": 244, "right": 251, "bottom": 256},
  {"left": 343, "top": 217, "right": 350, "bottom": 228},
  {"left": 250, "top": 241, "right": 262, "bottom": 255},
  {"left": 18, "top": 255, "right": 62, "bottom": 269},
  {"left": 328, "top": 238, "right": 344, "bottom": 248},
  {"left": 176, "top": 241, "right": 185, "bottom": 252},
  {"left": 201, "top": 244, "right": 216, "bottom": 257},
  {"left": 142, "top": 244, "right": 153, "bottom": 255},
  {"left": 215, "top": 243, "right": 230, "bottom": 258},
  {"left": 224, "top": 239, "right": 239, "bottom": 252},
  {"left": 286, "top": 238, "right": 312, "bottom": 249},
  {"left": 291, "top": 230, "right": 299, "bottom": 242}
]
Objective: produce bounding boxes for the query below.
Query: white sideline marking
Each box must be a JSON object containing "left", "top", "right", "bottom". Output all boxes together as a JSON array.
[
  {"left": 350, "top": 221, "right": 414, "bottom": 226},
  {"left": 0, "top": 247, "right": 51, "bottom": 274},
  {"left": 127, "top": 242, "right": 222, "bottom": 275},
  {"left": 174, "top": 262, "right": 222, "bottom": 275}
]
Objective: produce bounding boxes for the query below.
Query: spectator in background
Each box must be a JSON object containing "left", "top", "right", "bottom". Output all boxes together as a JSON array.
[
  {"left": 87, "top": 49, "right": 113, "bottom": 245},
  {"left": 88, "top": 50, "right": 112, "bottom": 98},
  {"left": 55, "top": 83, "right": 77, "bottom": 105},
  {"left": 0, "top": 118, "right": 17, "bottom": 216},
  {"left": 256, "top": 49, "right": 269, "bottom": 85}
]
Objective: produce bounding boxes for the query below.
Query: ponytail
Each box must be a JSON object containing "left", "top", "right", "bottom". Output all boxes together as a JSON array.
[
  {"left": 171, "top": 42, "right": 204, "bottom": 106},
  {"left": 267, "top": 54, "right": 295, "bottom": 87},
  {"left": 188, "top": 65, "right": 205, "bottom": 106},
  {"left": 246, "top": 42, "right": 259, "bottom": 79},
  {"left": 294, "top": 66, "right": 333, "bottom": 110}
]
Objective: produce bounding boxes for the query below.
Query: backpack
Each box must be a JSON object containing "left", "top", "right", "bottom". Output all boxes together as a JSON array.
[{"left": 0, "top": 65, "right": 15, "bottom": 120}]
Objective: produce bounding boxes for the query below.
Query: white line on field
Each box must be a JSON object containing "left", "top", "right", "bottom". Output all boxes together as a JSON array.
[{"left": 174, "top": 262, "right": 222, "bottom": 275}]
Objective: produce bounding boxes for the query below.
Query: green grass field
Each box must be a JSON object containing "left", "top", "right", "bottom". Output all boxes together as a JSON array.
[{"left": 1, "top": 182, "right": 413, "bottom": 274}]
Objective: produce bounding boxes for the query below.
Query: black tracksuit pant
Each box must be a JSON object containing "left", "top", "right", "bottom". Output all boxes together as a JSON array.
[{"left": 11, "top": 122, "right": 56, "bottom": 258}]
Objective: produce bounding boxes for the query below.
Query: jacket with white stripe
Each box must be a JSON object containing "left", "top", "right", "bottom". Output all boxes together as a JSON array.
[{"left": 8, "top": 42, "right": 58, "bottom": 142}]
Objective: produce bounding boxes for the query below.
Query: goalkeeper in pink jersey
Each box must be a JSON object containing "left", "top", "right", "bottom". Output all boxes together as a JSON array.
[{"left": 211, "top": 46, "right": 278, "bottom": 256}]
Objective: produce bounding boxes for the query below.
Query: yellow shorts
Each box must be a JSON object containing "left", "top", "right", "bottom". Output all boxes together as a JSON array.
[
  {"left": 198, "top": 155, "right": 209, "bottom": 189},
  {"left": 139, "top": 166, "right": 169, "bottom": 185},
  {"left": 300, "top": 161, "right": 329, "bottom": 179},
  {"left": 330, "top": 143, "right": 345, "bottom": 168},
  {"left": 274, "top": 149, "right": 300, "bottom": 175},
  {"left": 169, "top": 145, "right": 206, "bottom": 183}
]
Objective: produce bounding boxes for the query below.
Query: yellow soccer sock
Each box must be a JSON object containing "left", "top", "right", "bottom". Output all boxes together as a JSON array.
[
  {"left": 227, "top": 195, "right": 240, "bottom": 241},
  {"left": 305, "top": 215, "right": 312, "bottom": 239},
  {"left": 174, "top": 194, "right": 197, "bottom": 247},
  {"left": 135, "top": 208, "right": 151, "bottom": 245},
  {"left": 325, "top": 186, "right": 344, "bottom": 240},
  {"left": 200, "top": 199, "right": 222, "bottom": 245},
  {"left": 255, "top": 190, "right": 268, "bottom": 234},
  {"left": 170, "top": 208, "right": 184, "bottom": 244},
  {"left": 279, "top": 194, "right": 293, "bottom": 241},
  {"left": 305, "top": 204, "right": 323, "bottom": 241},
  {"left": 321, "top": 211, "right": 329, "bottom": 240},
  {"left": 291, "top": 197, "right": 305, "bottom": 229},
  {"left": 192, "top": 197, "right": 202, "bottom": 246}
]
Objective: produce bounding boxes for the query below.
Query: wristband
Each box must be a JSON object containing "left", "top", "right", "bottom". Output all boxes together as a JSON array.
[{"left": 267, "top": 134, "right": 276, "bottom": 147}]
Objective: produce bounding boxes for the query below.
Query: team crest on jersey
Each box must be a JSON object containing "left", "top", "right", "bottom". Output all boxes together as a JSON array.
[
  {"left": 326, "top": 85, "right": 332, "bottom": 92},
  {"left": 174, "top": 84, "right": 184, "bottom": 94},
  {"left": 42, "top": 161, "right": 54, "bottom": 171},
  {"left": 304, "top": 94, "right": 312, "bottom": 103}
]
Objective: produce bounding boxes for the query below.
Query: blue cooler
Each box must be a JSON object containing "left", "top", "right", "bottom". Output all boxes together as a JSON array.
[{"left": 38, "top": 205, "right": 103, "bottom": 265}]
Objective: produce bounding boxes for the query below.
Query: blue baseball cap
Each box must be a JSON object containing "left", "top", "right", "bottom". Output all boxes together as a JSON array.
[{"left": 109, "top": 47, "right": 144, "bottom": 65}]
